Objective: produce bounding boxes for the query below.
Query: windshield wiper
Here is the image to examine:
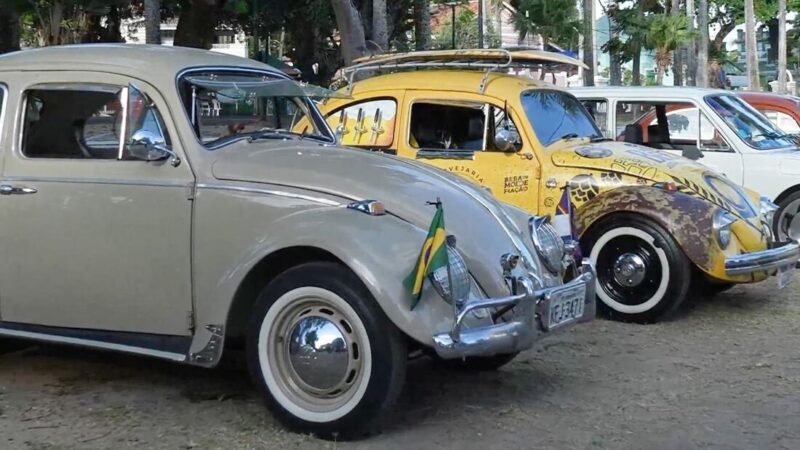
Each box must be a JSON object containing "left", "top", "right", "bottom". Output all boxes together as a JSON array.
[
  {"left": 590, "top": 135, "right": 612, "bottom": 142},
  {"left": 559, "top": 133, "right": 579, "bottom": 140},
  {"left": 247, "top": 130, "right": 302, "bottom": 143}
]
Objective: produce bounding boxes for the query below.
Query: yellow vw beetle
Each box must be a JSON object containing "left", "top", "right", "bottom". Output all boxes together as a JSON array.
[{"left": 319, "top": 50, "right": 799, "bottom": 323}]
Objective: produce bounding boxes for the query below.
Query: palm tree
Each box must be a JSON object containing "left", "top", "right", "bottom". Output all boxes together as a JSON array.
[
  {"left": 144, "top": 0, "right": 161, "bottom": 44},
  {"left": 511, "top": 0, "right": 581, "bottom": 53},
  {"left": 696, "top": 0, "right": 708, "bottom": 86},
  {"left": 744, "top": 0, "right": 760, "bottom": 90},
  {"left": 643, "top": 14, "right": 693, "bottom": 85},
  {"left": 582, "top": 0, "right": 594, "bottom": 86},
  {"left": 778, "top": 0, "right": 787, "bottom": 92}
]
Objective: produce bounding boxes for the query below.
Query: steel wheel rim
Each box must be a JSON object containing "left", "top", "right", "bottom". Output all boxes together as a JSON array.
[
  {"left": 258, "top": 287, "right": 372, "bottom": 422},
  {"left": 590, "top": 227, "right": 671, "bottom": 314}
]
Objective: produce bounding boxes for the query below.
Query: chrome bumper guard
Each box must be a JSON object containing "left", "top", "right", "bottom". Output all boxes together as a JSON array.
[
  {"left": 725, "top": 240, "right": 800, "bottom": 276},
  {"left": 432, "top": 260, "right": 596, "bottom": 359}
]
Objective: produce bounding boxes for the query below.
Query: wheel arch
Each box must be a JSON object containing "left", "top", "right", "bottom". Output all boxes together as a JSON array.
[
  {"left": 224, "top": 246, "right": 344, "bottom": 346},
  {"left": 576, "top": 186, "right": 720, "bottom": 274},
  {"left": 773, "top": 183, "right": 800, "bottom": 205}
]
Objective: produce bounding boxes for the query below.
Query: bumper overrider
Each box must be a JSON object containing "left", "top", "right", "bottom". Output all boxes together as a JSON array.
[
  {"left": 432, "top": 259, "right": 596, "bottom": 359},
  {"left": 725, "top": 240, "right": 800, "bottom": 276}
]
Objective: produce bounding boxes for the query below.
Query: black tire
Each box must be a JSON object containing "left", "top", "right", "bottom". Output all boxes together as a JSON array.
[
  {"left": 583, "top": 214, "right": 692, "bottom": 323},
  {"left": 438, "top": 353, "right": 518, "bottom": 371},
  {"left": 774, "top": 190, "right": 800, "bottom": 241},
  {"left": 246, "top": 262, "right": 407, "bottom": 440}
]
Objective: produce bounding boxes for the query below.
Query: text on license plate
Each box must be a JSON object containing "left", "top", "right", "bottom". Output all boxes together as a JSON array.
[{"left": 548, "top": 284, "right": 586, "bottom": 329}]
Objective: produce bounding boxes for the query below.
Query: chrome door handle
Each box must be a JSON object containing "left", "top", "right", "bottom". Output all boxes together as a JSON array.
[{"left": 0, "top": 184, "right": 37, "bottom": 195}]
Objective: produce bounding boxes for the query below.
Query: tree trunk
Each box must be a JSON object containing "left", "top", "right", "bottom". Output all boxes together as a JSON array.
[
  {"left": 766, "top": 18, "right": 779, "bottom": 63},
  {"left": 331, "top": 0, "right": 368, "bottom": 66},
  {"left": 696, "top": 0, "right": 709, "bottom": 87},
  {"left": 711, "top": 21, "right": 736, "bottom": 54},
  {"left": 174, "top": 0, "right": 217, "bottom": 49},
  {"left": 685, "top": 0, "right": 696, "bottom": 86},
  {"left": 371, "top": 0, "right": 388, "bottom": 52},
  {"left": 671, "top": 0, "right": 683, "bottom": 86},
  {"left": 631, "top": 1, "right": 644, "bottom": 86},
  {"left": 778, "top": 0, "right": 787, "bottom": 93},
  {"left": 581, "top": 0, "right": 594, "bottom": 86},
  {"left": 413, "top": 0, "right": 432, "bottom": 50},
  {"left": 0, "top": 3, "right": 20, "bottom": 54},
  {"left": 657, "top": 63, "right": 665, "bottom": 85},
  {"left": 145, "top": 0, "right": 162, "bottom": 44},
  {"left": 744, "top": 0, "right": 760, "bottom": 90},
  {"left": 608, "top": 9, "right": 621, "bottom": 86}
]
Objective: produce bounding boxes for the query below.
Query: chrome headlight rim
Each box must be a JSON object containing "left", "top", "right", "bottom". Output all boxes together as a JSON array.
[
  {"left": 759, "top": 196, "right": 779, "bottom": 227},
  {"left": 428, "top": 244, "right": 471, "bottom": 304},
  {"left": 529, "top": 216, "right": 565, "bottom": 274},
  {"left": 713, "top": 209, "right": 737, "bottom": 249}
]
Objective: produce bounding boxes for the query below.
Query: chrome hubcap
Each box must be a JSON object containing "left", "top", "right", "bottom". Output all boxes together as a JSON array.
[
  {"left": 613, "top": 253, "right": 647, "bottom": 287},
  {"left": 288, "top": 315, "right": 350, "bottom": 393},
  {"left": 268, "top": 298, "right": 365, "bottom": 412},
  {"left": 778, "top": 199, "right": 800, "bottom": 241}
]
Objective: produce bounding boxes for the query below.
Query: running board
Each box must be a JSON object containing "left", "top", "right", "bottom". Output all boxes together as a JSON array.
[{"left": 0, "top": 322, "right": 191, "bottom": 362}]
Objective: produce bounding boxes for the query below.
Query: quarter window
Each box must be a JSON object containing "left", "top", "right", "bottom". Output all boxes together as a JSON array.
[{"left": 326, "top": 99, "right": 397, "bottom": 148}]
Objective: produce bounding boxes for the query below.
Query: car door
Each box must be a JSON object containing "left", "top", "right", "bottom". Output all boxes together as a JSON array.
[
  {"left": 613, "top": 100, "right": 745, "bottom": 183},
  {"left": 0, "top": 72, "right": 194, "bottom": 336}
]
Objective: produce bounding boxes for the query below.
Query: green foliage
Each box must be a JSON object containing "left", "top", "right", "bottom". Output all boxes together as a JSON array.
[
  {"left": 432, "top": 8, "right": 500, "bottom": 49},
  {"left": 510, "top": 0, "right": 580, "bottom": 48}
]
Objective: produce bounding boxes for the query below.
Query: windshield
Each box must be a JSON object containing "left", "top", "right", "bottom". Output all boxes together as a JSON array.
[
  {"left": 521, "top": 89, "right": 602, "bottom": 146},
  {"left": 705, "top": 94, "right": 795, "bottom": 150},
  {"left": 178, "top": 71, "right": 335, "bottom": 148}
]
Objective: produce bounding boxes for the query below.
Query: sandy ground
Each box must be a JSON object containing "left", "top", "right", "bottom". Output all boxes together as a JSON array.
[{"left": 1, "top": 279, "right": 798, "bottom": 450}]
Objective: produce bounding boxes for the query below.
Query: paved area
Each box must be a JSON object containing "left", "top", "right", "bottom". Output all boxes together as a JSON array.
[{"left": 0, "top": 279, "right": 798, "bottom": 450}]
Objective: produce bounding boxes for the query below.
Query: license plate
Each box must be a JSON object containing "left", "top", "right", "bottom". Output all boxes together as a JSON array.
[
  {"left": 778, "top": 263, "right": 795, "bottom": 289},
  {"left": 546, "top": 283, "right": 586, "bottom": 330}
]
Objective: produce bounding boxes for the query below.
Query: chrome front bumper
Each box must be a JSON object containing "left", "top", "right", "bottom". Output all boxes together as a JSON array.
[
  {"left": 432, "top": 259, "right": 596, "bottom": 359},
  {"left": 725, "top": 240, "right": 800, "bottom": 276}
]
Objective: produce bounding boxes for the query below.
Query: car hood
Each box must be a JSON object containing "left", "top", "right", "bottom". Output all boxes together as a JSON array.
[
  {"left": 210, "top": 141, "right": 541, "bottom": 289},
  {"left": 549, "top": 141, "right": 760, "bottom": 220}
]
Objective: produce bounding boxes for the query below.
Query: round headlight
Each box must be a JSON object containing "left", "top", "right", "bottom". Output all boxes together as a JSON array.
[
  {"left": 429, "top": 246, "right": 471, "bottom": 304},
  {"left": 530, "top": 218, "right": 565, "bottom": 274},
  {"left": 713, "top": 210, "right": 737, "bottom": 249}
]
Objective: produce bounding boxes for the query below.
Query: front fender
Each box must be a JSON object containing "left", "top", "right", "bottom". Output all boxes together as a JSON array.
[
  {"left": 189, "top": 186, "right": 497, "bottom": 365},
  {"left": 575, "top": 186, "right": 724, "bottom": 277}
]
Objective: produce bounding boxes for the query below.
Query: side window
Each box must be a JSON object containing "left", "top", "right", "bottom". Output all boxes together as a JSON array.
[
  {"left": 408, "top": 102, "right": 521, "bottom": 152},
  {"left": 581, "top": 99, "right": 608, "bottom": 136},
  {"left": 616, "top": 101, "right": 730, "bottom": 152},
  {"left": 761, "top": 109, "right": 800, "bottom": 134},
  {"left": 410, "top": 102, "right": 485, "bottom": 151},
  {"left": 22, "top": 85, "right": 124, "bottom": 159},
  {"left": 326, "top": 99, "right": 397, "bottom": 148}
]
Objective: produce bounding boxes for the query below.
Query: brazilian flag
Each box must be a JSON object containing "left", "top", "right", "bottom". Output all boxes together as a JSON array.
[{"left": 403, "top": 202, "right": 448, "bottom": 310}]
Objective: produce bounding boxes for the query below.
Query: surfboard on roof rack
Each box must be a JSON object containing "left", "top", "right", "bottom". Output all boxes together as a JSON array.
[{"left": 339, "top": 48, "right": 587, "bottom": 94}]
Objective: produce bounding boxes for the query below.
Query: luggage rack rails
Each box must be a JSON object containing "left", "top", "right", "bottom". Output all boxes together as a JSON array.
[{"left": 339, "top": 49, "right": 586, "bottom": 95}]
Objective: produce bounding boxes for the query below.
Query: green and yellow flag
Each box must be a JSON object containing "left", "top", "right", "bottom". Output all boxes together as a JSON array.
[{"left": 403, "top": 201, "right": 448, "bottom": 310}]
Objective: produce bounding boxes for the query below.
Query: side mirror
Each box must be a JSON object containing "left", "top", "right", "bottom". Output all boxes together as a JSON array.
[
  {"left": 128, "top": 130, "right": 181, "bottom": 167},
  {"left": 494, "top": 127, "right": 521, "bottom": 152},
  {"left": 682, "top": 146, "right": 705, "bottom": 161}
]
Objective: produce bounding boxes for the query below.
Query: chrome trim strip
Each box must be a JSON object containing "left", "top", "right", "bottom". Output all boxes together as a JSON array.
[
  {"left": 0, "top": 176, "right": 190, "bottom": 188},
  {"left": 725, "top": 241, "right": 800, "bottom": 275},
  {"left": 196, "top": 183, "right": 342, "bottom": 206},
  {"left": 118, "top": 86, "right": 129, "bottom": 160},
  {"left": 0, "top": 327, "right": 187, "bottom": 362},
  {"left": 0, "top": 83, "right": 7, "bottom": 150},
  {"left": 416, "top": 150, "right": 476, "bottom": 160}
]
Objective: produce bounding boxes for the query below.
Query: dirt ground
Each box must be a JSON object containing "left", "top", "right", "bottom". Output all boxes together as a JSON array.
[{"left": 0, "top": 279, "right": 798, "bottom": 450}]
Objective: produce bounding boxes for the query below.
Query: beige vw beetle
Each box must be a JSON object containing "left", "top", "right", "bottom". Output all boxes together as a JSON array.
[{"left": 0, "top": 45, "right": 594, "bottom": 439}]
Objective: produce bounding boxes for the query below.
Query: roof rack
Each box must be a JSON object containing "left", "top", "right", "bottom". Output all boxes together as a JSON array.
[{"left": 340, "top": 49, "right": 586, "bottom": 95}]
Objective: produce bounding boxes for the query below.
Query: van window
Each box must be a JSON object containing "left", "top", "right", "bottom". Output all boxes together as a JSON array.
[
  {"left": 326, "top": 99, "right": 397, "bottom": 148},
  {"left": 409, "top": 101, "right": 521, "bottom": 152}
]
